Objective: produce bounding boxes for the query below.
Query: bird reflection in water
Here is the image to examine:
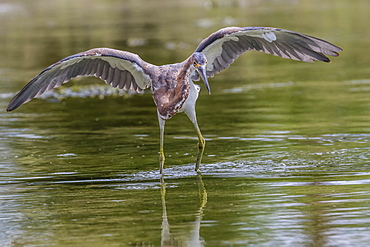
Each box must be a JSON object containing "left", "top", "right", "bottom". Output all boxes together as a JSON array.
[{"left": 161, "top": 174, "right": 207, "bottom": 247}]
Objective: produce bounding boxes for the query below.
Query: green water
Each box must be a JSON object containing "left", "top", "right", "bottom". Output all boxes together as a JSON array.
[{"left": 1, "top": 0, "right": 370, "bottom": 246}]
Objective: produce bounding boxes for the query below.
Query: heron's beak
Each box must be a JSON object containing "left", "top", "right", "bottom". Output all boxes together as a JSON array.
[{"left": 197, "top": 65, "right": 211, "bottom": 94}]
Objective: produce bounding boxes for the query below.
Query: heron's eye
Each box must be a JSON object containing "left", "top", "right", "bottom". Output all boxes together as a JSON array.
[{"left": 193, "top": 62, "right": 197, "bottom": 66}]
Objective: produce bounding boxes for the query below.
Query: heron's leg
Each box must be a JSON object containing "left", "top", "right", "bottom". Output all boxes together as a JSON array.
[
  {"left": 158, "top": 115, "right": 166, "bottom": 174},
  {"left": 193, "top": 121, "right": 206, "bottom": 172},
  {"left": 185, "top": 110, "right": 205, "bottom": 172}
]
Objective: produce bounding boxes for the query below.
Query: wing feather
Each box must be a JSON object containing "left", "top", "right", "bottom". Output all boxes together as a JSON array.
[
  {"left": 7, "top": 48, "right": 155, "bottom": 112},
  {"left": 195, "top": 27, "right": 342, "bottom": 78},
  {"left": 111, "top": 68, "right": 121, "bottom": 88}
]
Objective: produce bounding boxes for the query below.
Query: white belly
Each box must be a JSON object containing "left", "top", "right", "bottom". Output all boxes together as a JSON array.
[{"left": 179, "top": 80, "right": 200, "bottom": 121}]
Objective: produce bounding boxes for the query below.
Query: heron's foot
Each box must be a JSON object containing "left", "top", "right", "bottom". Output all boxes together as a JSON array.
[
  {"left": 195, "top": 139, "right": 206, "bottom": 172},
  {"left": 159, "top": 150, "right": 165, "bottom": 174}
]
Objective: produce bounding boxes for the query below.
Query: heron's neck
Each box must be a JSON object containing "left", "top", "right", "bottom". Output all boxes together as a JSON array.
[{"left": 177, "top": 58, "right": 195, "bottom": 83}]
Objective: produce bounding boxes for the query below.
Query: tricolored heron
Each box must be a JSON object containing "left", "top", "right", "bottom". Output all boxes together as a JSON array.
[{"left": 6, "top": 27, "right": 342, "bottom": 173}]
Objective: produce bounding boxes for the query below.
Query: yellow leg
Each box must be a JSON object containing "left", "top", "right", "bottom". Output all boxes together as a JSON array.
[
  {"left": 160, "top": 175, "right": 166, "bottom": 208},
  {"left": 158, "top": 116, "right": 166, "bottom": 174},
  {"left": 185, "top": 107, "right": 206, "bottom": 172},
  {"left": 194, "top": 121, "right": 206, "bottom": 172},
  {"left": 194, "top": 123, "right": 205, "bottom": 172}
]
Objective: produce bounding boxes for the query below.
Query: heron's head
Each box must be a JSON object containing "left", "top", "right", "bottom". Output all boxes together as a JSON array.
[{"left": 191, "top": 52, "right": 210, "bottom": 94}]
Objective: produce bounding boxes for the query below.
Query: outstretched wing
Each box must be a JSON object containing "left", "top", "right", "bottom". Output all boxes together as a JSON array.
[
  {"left": 7, "top": 48, "right": 154, "bottom": 112},
  {"left": 194, "top": 27, "right": 342, "bottom": 79}
]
